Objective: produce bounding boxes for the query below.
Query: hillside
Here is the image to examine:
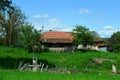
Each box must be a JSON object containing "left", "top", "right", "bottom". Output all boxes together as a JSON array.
[{"left": 0, "top": 46, "right": 120, "bottom": 74}]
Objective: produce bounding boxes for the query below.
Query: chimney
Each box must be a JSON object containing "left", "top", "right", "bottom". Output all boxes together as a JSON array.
[{"left": 49, "top": 30, "right": 52, "bottom": 31}]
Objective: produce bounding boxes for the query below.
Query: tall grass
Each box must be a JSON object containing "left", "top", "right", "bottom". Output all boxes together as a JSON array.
[{"left": 0, "top": 46, "right": 120, "bottom": 72}]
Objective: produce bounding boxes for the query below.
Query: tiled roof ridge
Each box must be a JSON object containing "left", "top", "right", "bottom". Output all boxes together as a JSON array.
[{"left": 44, "top": 31, "right": 72, "bottom": 33}]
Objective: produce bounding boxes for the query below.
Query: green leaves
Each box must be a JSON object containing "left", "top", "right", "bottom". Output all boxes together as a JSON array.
[
  {"left": 0, "top": 4, "right": 27, "bottom": 46},
  {"left": 110, "top": 31, "right": 120, "bottom": 44},
  {"left": 109, "top": 31, "right": 120, "bottom": 52},
  {"left": 73, "top": 25, "right": 94, "bottom": 47},
  {"left": 0, "top": 0, "right": 12, "bottom": 11},
  {"left": 19, "top": 24, "right": 42, "bottom": 52}
]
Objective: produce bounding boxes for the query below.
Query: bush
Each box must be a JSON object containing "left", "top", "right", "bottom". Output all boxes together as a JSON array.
[
  {"left": 27, "top": 45, "right": 49, "bottom": 53},
  {"left": 0, "top": 38, "right": 5, "bottom": 46},
  {"left": 113, "top": 44, "right": 120, "bottom": 52}
]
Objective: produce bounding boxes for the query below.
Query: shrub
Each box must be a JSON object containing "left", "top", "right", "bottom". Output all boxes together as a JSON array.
[{"left": 113, "top": 44, "right": 120, "bottom": 53}]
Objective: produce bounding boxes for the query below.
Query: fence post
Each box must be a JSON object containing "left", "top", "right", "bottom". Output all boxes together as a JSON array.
[{"left": 112, "top": 64, "right": 117, "bottom": 74}]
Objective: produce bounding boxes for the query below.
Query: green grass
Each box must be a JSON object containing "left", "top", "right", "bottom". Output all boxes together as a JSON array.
[
  {"left": 0, "top": 46, "right": 120, "bottom": 71},
  {"left": 0, "top": 70, "right": 120, "bottom": 80},
  {"left": 0, "top": 46, "right": 32, "bottom": 58},
  {"left": 0, "top": 46, "right": 120, "bottom": 80}
]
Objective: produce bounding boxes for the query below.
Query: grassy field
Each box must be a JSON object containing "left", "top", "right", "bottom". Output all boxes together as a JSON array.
[
  {"left": 0, "top": 46, "right": 120, "bottom": 80},
  {"left": 0, "top": 70, "right": 120, "bottom": 80}
]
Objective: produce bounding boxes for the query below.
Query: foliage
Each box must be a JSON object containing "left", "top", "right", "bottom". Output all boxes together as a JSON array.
[
  {"left": 112, "top": 44, "right": 120, "bottom": 52},
  {"left": 90, "top": 31, "right": 100, "bottom": 38},
  {"left": 72, "top": 25, "right": 94, "bottom": 48},
  {"left": 0, "top": 4, "right": 27, "bottom": 46},
  {"left": 109, "top": 31, "right": 120, "bottom": 44},
  {"left": 19, "top": 24, "right": 43, "bottom": 53},
  {"left": 0, "top": 0, "right": 13, "bottom": 46},
  {"left": 108, "top": 31, "right": 120, "bottom": 52},
  {"left": 0, "top": 0, "right": 13, "bottom": 11}
]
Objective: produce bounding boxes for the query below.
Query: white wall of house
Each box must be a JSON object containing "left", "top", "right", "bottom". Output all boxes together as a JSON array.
[
  {"left": 78, "top": 44, "right": 107, "bottom": 51},
  {"left": 98, "top": 47, "right": 107, "bottom": 52},
  {"left": 78, "top": 45, "right": 98, "bottom": 50},
  {"left": 49, "top": 47, "right": 65, "bottom": 52},
  {"left": 49, "top": 47, "right": 73, "bottom": 52}
]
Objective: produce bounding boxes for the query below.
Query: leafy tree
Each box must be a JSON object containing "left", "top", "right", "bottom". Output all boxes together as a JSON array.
[
  {"left": 0, "top": 0, "right": 13, "bottom": 45},
  {"left": 0, "top": 0, "right": 13, "bottom": 26},
  {"left": 0, "top": 0, "right": 13, "bottom": 13},
  {"left": 0, "top": 5, "right": 26, "bottom": 46},
  {"left": 19, "top": 24, "right": 42, "bottom": 52},
  {"left": 73, "top": 25, "right": 94, "bottom": 49},
  {"left": 90, "top": 31, "right": 100, "bottom": 38},
  {"left": 108, "top": 31, "right": 120, "bottom": 52},
  {"left": 110, "top": 31, "right": 120, "bottom": 44}
]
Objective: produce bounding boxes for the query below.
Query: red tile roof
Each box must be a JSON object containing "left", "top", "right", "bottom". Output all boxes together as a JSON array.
[
  {"left": 94, "top": 38, "right": 103, "bottom": 42},
  {"left": 42, "top": 31, "right": 73, "bottom": 43},
  {"left": 94, "top": 38, "right": 106, "bottom": 47},
  {"left": 42, "top": 31, "right": 106, "bottom": 47}
]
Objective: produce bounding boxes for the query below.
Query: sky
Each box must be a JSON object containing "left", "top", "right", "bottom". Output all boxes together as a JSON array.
[{"left": 12, "top": 0, "right": 120, "bottom": 38}]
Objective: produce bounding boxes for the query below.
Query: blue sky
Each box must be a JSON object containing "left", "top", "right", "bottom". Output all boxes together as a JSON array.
[{"left": 13, "top": 0, "right": 120, "bottom": 38}]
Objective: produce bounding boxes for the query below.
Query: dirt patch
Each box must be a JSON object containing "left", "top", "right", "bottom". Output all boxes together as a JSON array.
[{"left": 92, "top": 58, "right": 113, "bottom": 64}]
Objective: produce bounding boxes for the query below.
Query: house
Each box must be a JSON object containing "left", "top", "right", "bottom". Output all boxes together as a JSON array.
[
  {"left": 93, "top": 38, "right": 107, "bottom": 51},
  {"left": 42, "top": 31, "right": 74, "bottom": 52},
  {"left": 78, "top": 38, "right": 107, "bottom": 51},
  {"left": 42, "top": 30, "right": 107, "bottom": 51}
]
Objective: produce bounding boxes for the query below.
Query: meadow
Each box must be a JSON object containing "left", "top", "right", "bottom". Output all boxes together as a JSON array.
[
  {"left": 0, "top": 46, "right": 120, "bottom": 80},
  {"left": 0, "top": 70, "right": 120, "bottom": 80}
]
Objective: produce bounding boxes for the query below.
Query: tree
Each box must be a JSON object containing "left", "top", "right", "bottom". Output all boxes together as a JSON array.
[
  {"left": 110, "top": 31, "right": 120, "bottom": 44},
  {"left": 0, "top": 5, "right": 26, "bottom": 46},
  {"left": 19, "top": 24, "right": 42, "bottom": 52},
  {"left": 108, "top": 31, "right": 120, "bottom": 52},
  {"left": 0, "top": 0, "right": 13, "bottom": 11},
  {"left": 0, "top": 0, "right": 13, "bottom": 26},
  {"left": 73, "top": 25, "right": 94, "bottom": 49},
  {"left": 90, "top": 31, "right": 100, "bottom": 38},
  {"left": 0, "top": 0, "right": 13, "bottom": 45}
]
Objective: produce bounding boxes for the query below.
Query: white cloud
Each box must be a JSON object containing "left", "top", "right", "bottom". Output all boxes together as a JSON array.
[
  {"left": 60, "top": 28, "right": 72, "bottom": 32},
  {"left": 33, "top": 18, "right": 71, "bottom": 32},
  {"left": 47, "top": 19, "right": 63, "bottom": 28},
  {"left": 98, "top": 25, "right": 120, "bottom": 38},
  {"left": 33, "top": 14, "right": 49, "bottom": 19},
  {"left": 79, "top": 8, "right": 91, "bottom": 14},
  {"left": 43, "top": 14, "right": 49, "bottom": 18},
  {"left": 33, "top": 15, "right": 41, "bottom": 18},
  {"left": 103, "top": 26, "right": 113, "bottom": 29},
  {"left": 46, "top": 18, "right": 70, "bottom": 31}
]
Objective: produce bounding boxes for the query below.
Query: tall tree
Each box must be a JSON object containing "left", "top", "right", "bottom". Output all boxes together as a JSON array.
[
  {"left": 0, "top": 0, "right": 12, "bottom": 10},
  {"left": 0, "top": 0, "right": 13, "bottom": 24},
  {"left": 19, "top": 24, "right": 42, "bottom": 52},
  {"left": 0, "top": 5, "right": 26, "bottom": 46},
  {"left": 73, "top": 25, "right": 94, "bottom": 49},
  {"left": 108, "top": 31, "right": 120, "bottom": 52},
  {"left": 109, "top": 31, "right": 120, "bottom": 44},
  {"left": 8, "top": 6, "right": 26, "bottom": 46},
  {"left": 0, "top": 0, "right": 13, "bottom": 45},
  {"left": 90, "top": 31, "right": 100, "bottom": 38}
]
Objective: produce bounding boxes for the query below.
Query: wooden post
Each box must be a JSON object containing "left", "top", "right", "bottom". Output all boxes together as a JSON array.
[
  {"left": 45, "top": 65, "right": 48, "bottom": 71},
  {"left": 41, "top": 64, "right": 44, "bottom": 72},
  {"left": 18, "top": 61, "right": 23, "bottom": 70},
  {"left": 112, "top": 64, "right": 117, "bottom": 74},
  {"left": 32, "top": 65, "right": 38, "bottom": 72},
  {"left": 32, "top": 55, "right": 39, "bottom": 72}
]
